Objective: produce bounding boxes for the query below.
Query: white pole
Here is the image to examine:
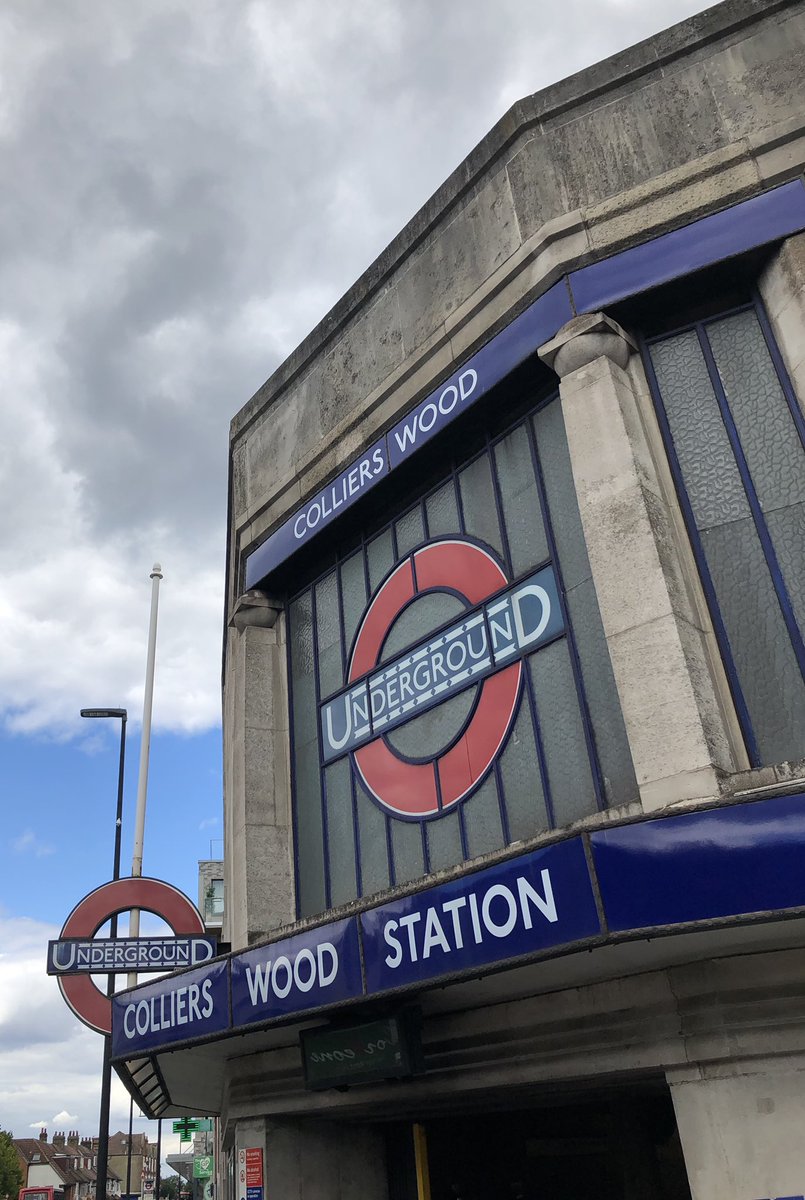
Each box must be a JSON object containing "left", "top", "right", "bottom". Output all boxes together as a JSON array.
[{"left": 127, "top": 563, "right": 163, "bottom": 984}]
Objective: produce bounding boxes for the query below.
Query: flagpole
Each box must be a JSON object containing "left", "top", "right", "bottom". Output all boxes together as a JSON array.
[{"left": 128, "top": 563, "right": 163, "bottom": 985}]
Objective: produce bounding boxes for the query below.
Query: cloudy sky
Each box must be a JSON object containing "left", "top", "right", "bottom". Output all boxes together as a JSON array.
[{"left": 0, "top": 0, "right": 715, "bottom": 1165}]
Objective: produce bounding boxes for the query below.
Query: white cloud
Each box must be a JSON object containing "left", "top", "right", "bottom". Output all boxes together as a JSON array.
[
  {"left": 51, "top": 1110, "right": 78, "bottom": 1124},
  {"left": 12, "top": 831, "right": 55, "bottom": 858}
]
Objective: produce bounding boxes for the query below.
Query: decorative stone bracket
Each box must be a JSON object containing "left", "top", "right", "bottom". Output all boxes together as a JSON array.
[{"left": 229, "top": 589, "right": 282, "bottom": 631}]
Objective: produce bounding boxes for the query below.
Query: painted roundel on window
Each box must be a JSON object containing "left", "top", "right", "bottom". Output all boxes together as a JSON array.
[{"left": 347, "top": 539, "right": 522, "bottom": 819}]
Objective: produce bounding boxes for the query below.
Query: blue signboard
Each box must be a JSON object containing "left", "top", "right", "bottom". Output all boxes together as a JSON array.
[
  {"left": 320, "top": 565, "right": 563, "bottom": 763},
  {"left": 591, "top": 790, "right": 805, "bottom": 932},
  {"left": 230, "top": 917, "right": 363, "bottom": 1028},
  {"left": 244, "top": 439, "right": 389, "bottom": 589},
  {"left": 360, "top": 836, "right": 600, "bottom": 995},
  {"left": 111, "top": 958, "right": 230, "bottom": 1057},
  {"left": 243, "top": 282, "right": 572, "bottom": 588}
]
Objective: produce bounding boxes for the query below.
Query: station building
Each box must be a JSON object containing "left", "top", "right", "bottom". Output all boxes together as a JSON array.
[{"left": 113, "top": 2, "right": 805, "bottom": 1197}]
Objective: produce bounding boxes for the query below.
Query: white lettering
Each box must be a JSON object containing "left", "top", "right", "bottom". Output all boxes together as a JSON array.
[
  {"left": 422, "top": 908, "right": 451, "bottom": 958},
  {"left": 293, "top": 948, "right": 316, "bottom": 993},
  {"left": 481, "top": 884, "right": 518, "bottom": 938},
  {"left": 317, "top": 942, "right": 339, "bottom": 987},
  {"left": 383, "top": 921, "right": 403, "bottom": 969},
  {"left": 272, "top": 955, "right": 293, "bottom": 999},
  {"left": 517, "top": 870, "right": 558, "bottom": 925}
]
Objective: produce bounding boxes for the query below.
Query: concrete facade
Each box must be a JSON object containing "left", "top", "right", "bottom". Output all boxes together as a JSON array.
[{"left": 116, "top": 3, "right": 805, "bottom": 1199}]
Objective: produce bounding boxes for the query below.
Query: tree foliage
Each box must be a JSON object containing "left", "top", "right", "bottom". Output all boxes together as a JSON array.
[
  {"left": 0, "top": 1130, "right": 23, "bottom": 1200},
  {"left": 159, "top": 1176, "right": 179, "bottom": 1199}
]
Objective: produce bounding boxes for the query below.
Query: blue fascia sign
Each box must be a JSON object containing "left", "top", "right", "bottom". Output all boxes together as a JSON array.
[
  {"left": 111, "top": 958, "right": 230, "bottom": 1057},
  {"left": 243, "top": 281, "right": 573, "bottom": 588},
  {"left": 230, "top": 917, "right": 363, "bottom": 1028},
  {"left": 112, "top": 790, "right": 805, "bottom": 1061},
  {"left": 360, "top": 836, "right": 600, "bottom": 994}
]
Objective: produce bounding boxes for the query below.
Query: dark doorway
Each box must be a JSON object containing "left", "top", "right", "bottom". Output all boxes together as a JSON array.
[{"left": 417, "top": 1090, "right": 691, "bottom": 1200}]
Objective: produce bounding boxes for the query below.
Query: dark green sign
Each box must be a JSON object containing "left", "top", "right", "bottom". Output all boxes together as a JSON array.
[{"left": 300, "top": 1012, "right": 422, "bottom": 1090}]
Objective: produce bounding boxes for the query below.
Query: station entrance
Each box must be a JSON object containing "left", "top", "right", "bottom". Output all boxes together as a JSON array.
[{"left": 386, "top": 1087, "right": 691, "bottom": 1200}]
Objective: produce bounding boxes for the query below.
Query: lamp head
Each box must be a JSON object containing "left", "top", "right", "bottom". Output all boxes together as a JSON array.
[{"left": 80, "top": 708, "right": 127, "bottom": 719}]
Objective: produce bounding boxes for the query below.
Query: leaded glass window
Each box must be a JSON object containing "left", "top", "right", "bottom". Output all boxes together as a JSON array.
[{"left": 288, "top": 396, "right": 637, "bottom": 918}]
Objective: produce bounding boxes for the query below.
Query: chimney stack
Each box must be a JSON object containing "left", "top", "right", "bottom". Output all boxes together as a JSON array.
[{"left": 39, "top": 1129, "right": 46, "bottom": 1141}]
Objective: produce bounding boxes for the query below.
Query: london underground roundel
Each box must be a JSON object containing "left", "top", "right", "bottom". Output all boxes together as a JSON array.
[
  {"left": 347, "top": 539, "right": 522, "bottom": 819},
  {"left": 56, "top": 877, "right": 206, "bottom": 1035}
]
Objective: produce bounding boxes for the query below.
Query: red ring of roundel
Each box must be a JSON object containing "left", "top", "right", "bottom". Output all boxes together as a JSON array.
[{"left": 347, "top": 538, "right": 522, "bottom": 818}]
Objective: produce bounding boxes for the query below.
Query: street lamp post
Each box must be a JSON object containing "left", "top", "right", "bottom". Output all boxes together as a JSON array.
[{"left": 80, "top": 707, "right": 127, "bottom": 1200}]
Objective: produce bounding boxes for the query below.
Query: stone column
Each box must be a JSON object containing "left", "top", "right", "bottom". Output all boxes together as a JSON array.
[
  {"left": 539, "top": 313, "right": 746, "bottom": 811},
  {"left": 224, "top": 592, "right": 294, "bottom": 948},
  {"left": 759, "top": 231, "right": 805, "bottom": 416},
  {"left": 236, "top": 1117, "right": 389, "bottom": 1200},
  {"left": 669, "top": 1057, "right": 805, "bottom": 1200}
]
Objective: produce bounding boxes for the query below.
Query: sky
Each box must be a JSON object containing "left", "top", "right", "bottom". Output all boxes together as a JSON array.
[{"left": 0, "top": 0, "right": 717, "bottom": 1171}]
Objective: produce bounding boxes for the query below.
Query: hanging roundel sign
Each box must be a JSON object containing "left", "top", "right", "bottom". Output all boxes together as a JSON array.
[
  {"left": 53, "top": 877, "right": 207, "bottom": 1035},
  {"left": 347, "top": 539, "right": 522, "bottom": 819}
]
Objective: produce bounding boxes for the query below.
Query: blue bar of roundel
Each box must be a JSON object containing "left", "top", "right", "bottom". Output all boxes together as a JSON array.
[
  {"left": 360, "top": 836, "right": 599, "bottom": 995},
  {"left": 591, "top": 791, "right": 805, "bottom": 933},
  {"left": 387, "top": 280, "right": 572, "bottom": 469},
  {"left": 244, "top": 439, "right": 389, "bottom": 589},
  {"left": 111, "top": 958, "right": 230, "bottom": 1058},
  {"left": 569, "top": 180, "right": 805, "bottom": 313},
  {"left": 230, "top": 917, "right": 363, "bottom": 1027}
]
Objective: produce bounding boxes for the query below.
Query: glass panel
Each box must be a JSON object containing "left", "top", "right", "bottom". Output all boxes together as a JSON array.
[
  {"left": 367, "top": 528, "right": 395, "bottom": 592},
  {"left": 315, "top": 570, "right": 342, "bottom": 698},
  {"left": 395, "top": 506, "right": 425, "bottom": 556},
  {"left": 391, "top": 816, "right": 425, "bottom": 885},
  {"left": 494, "top": 424, "right": 548, "bottom": 576},
  {"left": 356, "top": 786, "right": 390, "bottom": 897},
  {"left": 766, "top": 503, "right": 805, "bottom": 634},
  {"left": 462, "top": 774, "right": 505, "bottom": 858},
  {"left": 650, "top": 332, "right": 750, "bottom": 530},
  {"left": 289, "top": 590, "right": 316, "bottom": 681},
  {"left": 700, "top": 518, "right": 805, "bottom": 764},
  {"left": 324, "top": 758, "right": 357, "bottom": 907},
  {"left": 529, "top": 640, "right": 597, "bottom": 827},
  {"left": 459, "top": 452, "right": 505, "bottom": 560},
  {"left": 426, "top": 480, "right": 461, "bottom": 537},
  {"left": 707, "top": 310, "right": 805, "bottom": 513},
  {"left": 533, "top": 399, "right": 591, "bottom": 591},
  {"left": 566, "top": 579, "right": 638, "bottom": 807},
  {"left": 426, "top": 810, "right": 464, "bottom": 872},
  {"left": 381, "top": 592, "right": 465, "bottom": 661},
  {"left": 294, "top": 714, "right": 326, "bottom": 917},
  {"left": 340, "top": 550, "right": 367, "bottom": 665},
  {"left": 290, "top": 590, "right": 327, "bottom": 917},
  {"left": 386, "top": 688, "right": 478, "bottom": 760},
  {"left": 498, "top": 698, "right": 549, "bottom": 842}
]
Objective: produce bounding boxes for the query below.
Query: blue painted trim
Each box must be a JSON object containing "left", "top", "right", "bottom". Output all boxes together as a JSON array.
[
  {"left": 697, "top": 320, "right": 805, "bottom": 681},
  {"left": 639, "top": 332, "right": 762, "bottom": 767},
  {"left": 244, "top": 183, "right": 805, "bottom": 589},
  {"left": 591, "top": 789, "right": 805, "bottom": 931},
  {"left": 569, "top": 179, "right": 805, "bottom": 313}
]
